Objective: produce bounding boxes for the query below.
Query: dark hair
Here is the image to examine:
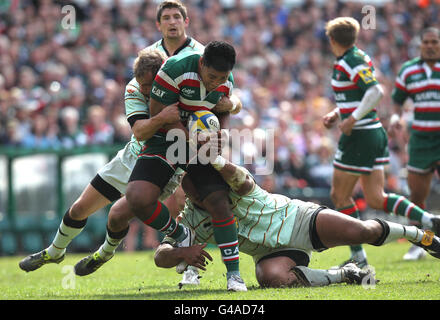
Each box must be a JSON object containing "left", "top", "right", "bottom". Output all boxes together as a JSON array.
[
  {"left": 156, "top": 0, "right": 187, "bottom": 22},
  {"left": 421, "top": 27, "right": 440, "bottom": 40},
  {"left": 202, "top": 41, "right": 236, "bottom": 72}
]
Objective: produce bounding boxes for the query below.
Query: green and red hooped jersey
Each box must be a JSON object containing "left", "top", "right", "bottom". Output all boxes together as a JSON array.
[
  {"left": 331, "top": 46, "right": 381, "bottom": 130},
  {"left": 392, "top": 57, "right": 440, "bottom": 134},
  {"left": 150, "top": 51, "right": 234, "bottom": 124}
]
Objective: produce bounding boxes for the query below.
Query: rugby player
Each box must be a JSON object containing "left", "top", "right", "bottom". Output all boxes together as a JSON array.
[
  {"left": 391, "top": 27, "right": 440, "bottom": 260},
  {"left": 322, "top": 17, "right": 440, "bottom": 268}
]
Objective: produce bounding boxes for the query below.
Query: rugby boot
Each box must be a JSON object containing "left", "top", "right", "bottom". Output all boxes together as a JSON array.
[{"left": 19, "top": 249, "right": 65, "bottom": 272}]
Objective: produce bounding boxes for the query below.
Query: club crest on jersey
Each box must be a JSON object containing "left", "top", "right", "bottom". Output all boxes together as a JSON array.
[{"left": 358, "top": 68, "right": 375, "bottom": 84}]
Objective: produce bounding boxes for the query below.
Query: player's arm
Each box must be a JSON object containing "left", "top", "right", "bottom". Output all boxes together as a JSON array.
[
  {"left": 339, "top": 63, "right": 383, "bottom": 135},
  {"left": 154, "top": 242, "right": 212, "bottom": 271},
  {"left": 339, "top": 83, "right": 384, "bottom": 135},
  {"left": 130, "top": 103, "right": 180, "bottom": 141},
  {"left": 210, "top": 154, "right": 255, "bottom": 195}
]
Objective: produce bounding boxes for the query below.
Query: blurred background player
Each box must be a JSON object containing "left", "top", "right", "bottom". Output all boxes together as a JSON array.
[
  {"left": 322, "top": 17, "right": 440, "bottom": 268},
  {"left": 391, "top": 27, "right": 440, "bottom": 261}
]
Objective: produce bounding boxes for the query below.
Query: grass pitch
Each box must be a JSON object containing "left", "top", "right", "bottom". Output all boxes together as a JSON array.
[{"left": 1, "top": 240, "right": 440, "bottom": 301}]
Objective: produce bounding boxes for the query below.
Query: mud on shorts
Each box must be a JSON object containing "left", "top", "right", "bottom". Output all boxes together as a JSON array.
[{"left": 333, "top": 126, "right": 390, "bottom": 175}]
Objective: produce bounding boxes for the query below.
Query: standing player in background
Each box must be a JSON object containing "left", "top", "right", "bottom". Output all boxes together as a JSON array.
[
  {"left": 391, "top": 27, "right": 440, "bottom": 261},
  {"left": 322, "top": 17, "right": 440, "bottom": 268}
]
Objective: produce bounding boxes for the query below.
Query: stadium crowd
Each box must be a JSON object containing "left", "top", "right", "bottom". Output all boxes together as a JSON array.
[{"left": 0, "top": 0, "right": 439, "bottom": 196}]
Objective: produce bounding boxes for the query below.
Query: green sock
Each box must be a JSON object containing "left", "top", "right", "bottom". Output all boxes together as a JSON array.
[
  {"left": 383, "top": 193, "right": 431, "bottom": 225},
  {"left": 142, "top": 201, "right": 185, "bottom": 241},
  {"left": 212, "top": 215, "right": 240, "bottom": 274}
]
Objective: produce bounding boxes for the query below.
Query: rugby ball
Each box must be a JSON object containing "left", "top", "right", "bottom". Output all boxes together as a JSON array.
[{"left": 188, "top": 110, "right": 220, "bottom": 135}]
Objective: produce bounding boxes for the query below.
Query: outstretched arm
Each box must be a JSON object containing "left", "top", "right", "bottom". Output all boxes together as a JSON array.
[
  {"left": 211, "top": 154, "right": 255, "bottom": 196},
  {"left": 154, "top": 242, "right": 213, "bottom": 271}
]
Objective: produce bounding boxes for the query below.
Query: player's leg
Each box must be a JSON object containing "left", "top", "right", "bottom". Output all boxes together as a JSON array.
[
  {"left": 360, "top": 169, "right": 438, "bottom": 232},
  {"left": 403, "top": 169, "right": 435, "bottom": 260},
  {"left": 74, "top": 196, "right": 132, "bottom": 276},
  {"left": 126, "top": 157, "right": 189, "bottom": 243},
  {"left": 330, "top": 168, "right": 367, "bottom": 266},
  {"left": 314, "top": 208, "right": 440, "bottom": 259},
  {"left": 186, "top": 162, "right": 246, "bottom": 291},
  {"left": 255, "top": 250, "right": 371, "bottom": 288},
  {"left": 19, "top": 176, "right": 117, "bottom": 272}
]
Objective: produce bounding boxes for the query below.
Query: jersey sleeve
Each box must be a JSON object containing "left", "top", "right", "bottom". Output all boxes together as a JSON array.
[
  {"left": 351, "top": 63, "right": 378, "bottom": 91},
  {"left": 150, "top": 64, "right": 180, "bottom": 106},
  {"left": 124, "top": 82, "right": 149, "bottom": 123},
  {"left": 391, "top": 69, "right": 409, "bottom": 105}
]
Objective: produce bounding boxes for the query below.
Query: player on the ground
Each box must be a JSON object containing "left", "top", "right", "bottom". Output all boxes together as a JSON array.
[
  {"left": 391, "top": 27, "right": 440, "bottom": 260},
  {"left": 322, "top": 17, "right": 440, "bottom": 268},
  {"left": 124, "top": 41, "right": 247, "bottom": 291},
  {"left": 152, "top": 153, "right": 440, "bottom": 288}
]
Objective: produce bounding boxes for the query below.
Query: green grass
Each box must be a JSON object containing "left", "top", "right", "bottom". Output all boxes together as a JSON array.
[{"left": 1, "top": 240, "right": 440, "bottom": 300}]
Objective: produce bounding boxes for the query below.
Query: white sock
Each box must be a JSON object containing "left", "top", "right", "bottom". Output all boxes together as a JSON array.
[
  {"left": 421, "top": 213, "right": 434, "bottom": 229},
  {"left": 292, "top": 266, "right": 344, "bottom": 287},
  {"left": 384, "top": 221, "right": 424, "bottom": 244},
  {"left": 47, "top": 221, "right": 85, "bottom": 258},
  {"left": 97, "top": 233, "right": 123, "bottom": 259}
]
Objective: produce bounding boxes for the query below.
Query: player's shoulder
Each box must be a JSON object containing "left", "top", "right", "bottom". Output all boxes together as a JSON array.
[
  {"left": 145, "top": 39, "right": 164, "bottom": 52},
  {"left": 188, "top": 38, "right": 205, "bottom": 53},
  {"left": 399, "top": 57, "right": 422, "bottom": 72},
  {"left": 161, "top": 51, "right": 201, "bottom": 76},
  {"left": 124, "top": 78, "right": 144, "bottom": 97},
  {"left": 343, "top": 46, "right": 372, "bottom": 68}
]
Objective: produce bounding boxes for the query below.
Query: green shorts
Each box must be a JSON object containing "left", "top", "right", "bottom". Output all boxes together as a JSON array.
[
  {"left": 333, "top": 127, "right": 390, "bottom": 175},
  {"left": 138, "top": 135, "right": 188, "bottom": 171},
  {"left": 407, "top": 131, "right": 440, "bottom": 174}
]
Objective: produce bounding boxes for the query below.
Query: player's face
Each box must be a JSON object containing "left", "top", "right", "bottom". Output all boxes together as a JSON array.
[
  {"left": 136, "top": 72, "right": 155, "bottom": 96},
  {"left": 157, "top": 8, "right": 189, "bottom": 40},
  {"left": 420, "top": 32, "right": 440, "bottom": 63},
  {"left": 199, "top": 60, "right": 230, "bottom": 92}
]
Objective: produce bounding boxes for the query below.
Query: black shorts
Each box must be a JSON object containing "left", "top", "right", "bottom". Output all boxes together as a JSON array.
[
  {"left": 257, "top": 249, "right": 310, "bottom": 267},
  {"left": 90, "top": 174, "right": 122, "bottom": 202},
  {"left": 128, "top": 158, "right": 229, "bottom": 200}
]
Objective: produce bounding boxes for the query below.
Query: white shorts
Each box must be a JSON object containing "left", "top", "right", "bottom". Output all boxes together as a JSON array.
[
  {"left": 253, "top": 200, "right": 326, "bottom": 265},
  {"left": 96, "top": 143, "right": 135, "bottom": 195},
  {"left": 96, "top": 142, "right": 183, "bottom": 201}
]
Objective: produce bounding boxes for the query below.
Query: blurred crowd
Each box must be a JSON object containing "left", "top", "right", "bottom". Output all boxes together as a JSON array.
[{"left": 0, "top": 0, "right": 439, "bottom": 194}]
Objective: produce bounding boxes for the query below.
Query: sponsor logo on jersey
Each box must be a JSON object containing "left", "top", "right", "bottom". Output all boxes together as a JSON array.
[
  {"left": 182, "top": 87, "right": 196, "bottom": 97},
  {"left": 152, "top": 86, "right": 165, "bottom": 98},
  {"left": 358, "top": 68, "right": 376, "bottom": 84}
]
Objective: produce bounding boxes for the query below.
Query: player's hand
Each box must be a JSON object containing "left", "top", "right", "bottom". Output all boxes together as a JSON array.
[
  {"left": 323, "top": 110, "right": 339, "bottom": 129},
  {"left": 338, "top": 115, "right": 357, "bottom": 136},
  {"left": 387, "top": 114, "right": 403, "bottom": 138},
  {"left": 196, "top": 130, "right": 227, "bottom": 156},
  {"left": 179, "top": 243, "right": 213, "bottom": 271},
  {"left": 213, "top": 95, "right": 234, "bottom": 113},
  {"left": 158, "top": 102, "right": 181, "bottom": 125}
]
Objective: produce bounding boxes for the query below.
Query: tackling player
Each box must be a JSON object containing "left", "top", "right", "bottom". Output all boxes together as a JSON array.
[
  {"left": 322, "top": 17, "right": 440, "bottom": 268},
  {"left": 391, "top": 27, "right": 440, "bottom": 260},
  {"left": 152, "top": 153, "right": 440, "bottom": 288}
]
